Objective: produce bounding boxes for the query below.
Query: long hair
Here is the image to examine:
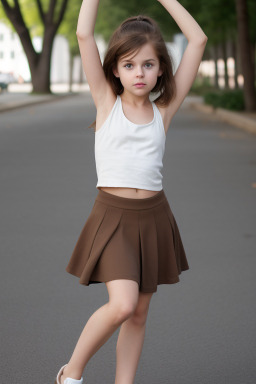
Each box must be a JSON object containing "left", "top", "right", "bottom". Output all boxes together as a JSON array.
[{"left": 89, "top": 15, "right": 177, "bottom": 130}]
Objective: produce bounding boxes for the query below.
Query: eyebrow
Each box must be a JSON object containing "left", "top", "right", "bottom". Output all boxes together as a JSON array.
[{"left": 121, "top": 58, "right": 156, "bottom": 63}]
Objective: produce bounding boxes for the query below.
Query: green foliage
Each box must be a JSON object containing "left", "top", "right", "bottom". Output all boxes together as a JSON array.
[
  {"left": 95, "top": 0, "right": 177, "bottom": 43},
  {"left": 95, "top": 0, "right": 128, "bottom": 42},
  {"left": 58, "top": 0, "right": 81, "bottom": 56},
  {"left": 1, "top": 0, "right": 255, "bottom": 69},
  {"left": 204, "top": 89, "right": 245, "bottom": 111},
  {"left": 59, "top": 0, "right": 182, "bottom": 57},
  {"left": 0, "top": 2, "right": 14, "bottom": 29},
  {"left": 0, "top": 0, "right": 82, "bottom": 56},
  {"left": 190, "top": 76, "right": 215, "bottom": 95},
  {"left": 1, "top": 0, "right": 255, "bottom": 48},
  {"left": 0, "top": 0, "right": 44, "bottom": 36},
  {"left": 186, "top": 0, "right": 236, "bottom": 44},
  {"left": 248, "top": 0, "right": 256, "bottom": 44}
]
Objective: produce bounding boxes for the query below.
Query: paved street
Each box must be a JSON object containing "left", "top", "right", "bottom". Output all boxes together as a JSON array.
[{"left": 1, "top": 93, "right": 256, "bottom": 384}]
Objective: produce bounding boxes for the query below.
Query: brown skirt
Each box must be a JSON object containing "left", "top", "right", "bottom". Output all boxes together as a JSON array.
[{"left": 66, "top": 189, "right": 189, "bottom": 293}]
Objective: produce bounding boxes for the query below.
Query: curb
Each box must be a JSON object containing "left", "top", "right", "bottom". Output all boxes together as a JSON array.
[
  {"left": 0, "top": 92, "right": 80, "bottom": 113},
  {"left": 189, "top": 101, "right": 256, "bottom": 136}
]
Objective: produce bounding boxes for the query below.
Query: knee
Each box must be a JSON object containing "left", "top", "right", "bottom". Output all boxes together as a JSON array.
[
  {"left": 130, "top": 306, "right": 149, "bottom": 326},
  {"left": 110, "top": 301, "right": 137, "bottom": 324}
]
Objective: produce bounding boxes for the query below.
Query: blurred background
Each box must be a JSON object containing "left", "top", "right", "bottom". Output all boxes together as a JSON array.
[
  {"left": 0, "top": 0, "right": 256, "bottom": 112},
  {"left": 1, "top": 2, "right": 256, "bottom": 384}
]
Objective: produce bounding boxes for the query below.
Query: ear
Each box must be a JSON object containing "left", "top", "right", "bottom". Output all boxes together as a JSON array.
[
  {"left": 158, "top": 68, "right": 163, "bottom": 77},
  {"left": 113, "top": 66, "right": 120, "bottom": 78}
]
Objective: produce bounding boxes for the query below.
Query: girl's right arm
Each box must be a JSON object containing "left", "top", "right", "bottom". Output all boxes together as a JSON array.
[{"left": 76, "top": 0, "right": 109, "bottom": 108}]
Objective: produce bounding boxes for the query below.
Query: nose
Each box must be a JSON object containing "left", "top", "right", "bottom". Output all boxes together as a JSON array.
[{"left": 136, "top": 66, "right": 144, "bottom": 77}]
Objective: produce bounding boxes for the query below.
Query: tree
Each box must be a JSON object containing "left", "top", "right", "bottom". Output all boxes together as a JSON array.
[
  {"left": 235, "top": 0, "right": 256, "bottom": 110},
  {"left": 0, "top": 0, "right": 69, "bottom": 94},
  {"left": 58, "top": 1, "right": 81, "bottom": 91},
  {"left": 193, "top": 0, "right": 237, "bottom": 89}
]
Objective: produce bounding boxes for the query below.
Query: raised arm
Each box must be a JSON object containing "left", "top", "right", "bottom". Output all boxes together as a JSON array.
[
  {"left": 76, "top": 0, "right": 109, "bottom": 108},
  {"left": 157, "top": 0, "right": 208, "bottom": 120}
]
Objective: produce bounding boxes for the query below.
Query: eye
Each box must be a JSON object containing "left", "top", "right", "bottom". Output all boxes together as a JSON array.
[
  {"left": 124, "top": 63, "right": 132, "bottom": 69},
  {"left": 145, "top": 63, "right": 153, "bottom": 68}
]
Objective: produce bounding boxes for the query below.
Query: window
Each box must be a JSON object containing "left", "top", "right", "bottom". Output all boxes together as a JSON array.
[
  {"left": 10, "top": 51, "right": 15, "bottom": 59},
  {"left": 0, "top": 52, "right": 4, "bottom": 59}
]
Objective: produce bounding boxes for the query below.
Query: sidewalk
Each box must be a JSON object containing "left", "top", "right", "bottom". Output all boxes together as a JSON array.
[
  {"left": 0, "top": 83, "right": 90, "bottom": 113},
  {"left": 188, "top": 95, "right": 256, "bottom": 135}
]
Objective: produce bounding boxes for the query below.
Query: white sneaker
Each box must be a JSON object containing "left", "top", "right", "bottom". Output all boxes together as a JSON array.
[{"left": 55, "top": 364, "right": 84, "bottom": 384}]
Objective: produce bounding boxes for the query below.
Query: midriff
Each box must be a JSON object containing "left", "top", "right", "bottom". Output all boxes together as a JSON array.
[{"left": 98, "top": 187, "right": 160, "bottom": 199}]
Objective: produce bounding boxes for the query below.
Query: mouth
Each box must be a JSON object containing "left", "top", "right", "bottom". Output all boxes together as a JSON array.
[{"left": 134, "top": 83, "right": 146, "bottom": 87}]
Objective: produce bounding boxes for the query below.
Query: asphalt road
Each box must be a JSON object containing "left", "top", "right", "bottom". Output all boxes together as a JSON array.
[{"left": 1, "top": 93, "right": 256, "bottom": 384}]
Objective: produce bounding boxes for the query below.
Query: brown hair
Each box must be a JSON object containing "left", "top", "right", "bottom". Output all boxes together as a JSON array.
[{"left": 89, "top": 15, "right": 177, "bottom": 130}]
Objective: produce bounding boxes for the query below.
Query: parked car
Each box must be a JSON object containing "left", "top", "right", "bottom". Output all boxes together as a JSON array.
[{"left": 0, "top": 72, "right": 16, "bottom": 92}]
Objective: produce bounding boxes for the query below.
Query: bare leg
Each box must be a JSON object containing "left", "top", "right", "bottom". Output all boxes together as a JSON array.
[
  {"left": 60, "top": 280, "right": 139, "bottom": 383},
  {"left": 115, "top": 291, "right": 154, "bottom": 384}
]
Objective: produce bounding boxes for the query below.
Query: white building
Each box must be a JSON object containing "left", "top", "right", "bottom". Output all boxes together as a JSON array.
[
  {"left": 0, "top": 21, "right": 91, "bottom": 83},
  {"left": 0, "top": 21, "right": 29, "bottom": 82}
]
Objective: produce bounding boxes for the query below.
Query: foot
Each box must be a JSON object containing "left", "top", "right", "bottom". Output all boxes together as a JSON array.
[{"left": 59, "top": 365, "right": 83, "bottom": 384}]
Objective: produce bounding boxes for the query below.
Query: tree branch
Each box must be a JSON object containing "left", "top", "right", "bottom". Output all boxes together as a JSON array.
[
  {"left": 35, "top": 0, "right": 45, "bottom": 25},
  {"left": 47, "top": 0, "right": 57, "bottom": 24},
  {"left": 1, "top": 0, "right": 13, "bottom": 13},
  {"left": 56, "top": 0, "right": 69, "bottom": 29},
  {"left": 1, "top": 0, "right": 38, "bottom": 62}
]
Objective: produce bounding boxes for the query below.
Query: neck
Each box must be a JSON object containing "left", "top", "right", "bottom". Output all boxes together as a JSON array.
[{"left": 121, "top": 91, "right": 151, "bottom": 106}]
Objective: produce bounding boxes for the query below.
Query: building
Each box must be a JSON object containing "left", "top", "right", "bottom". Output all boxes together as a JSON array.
[
  {"left": 0, "top": 21, "right": 29, "bottom": 82},
  {"left": 0, "top": 21, "right": 87, "bottom": 83}
]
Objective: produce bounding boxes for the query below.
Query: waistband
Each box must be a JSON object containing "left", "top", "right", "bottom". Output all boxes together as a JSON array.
[{"left": 95, "top": 189, "right": 167, "bottom": 210}]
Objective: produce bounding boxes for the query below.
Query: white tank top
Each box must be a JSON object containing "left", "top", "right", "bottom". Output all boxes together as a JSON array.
[{"left": 95, "top": 95, "right": 166, "bottom": 191}]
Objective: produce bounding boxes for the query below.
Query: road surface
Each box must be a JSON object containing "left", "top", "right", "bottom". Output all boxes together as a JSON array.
[{"left": 1, "top": 93, "right": 256, "bottom": 384}]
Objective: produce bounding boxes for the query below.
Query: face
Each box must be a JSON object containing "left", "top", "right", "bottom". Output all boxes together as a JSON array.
[{"left": 113, "top": 43, "right": 163, "bottom": 96}]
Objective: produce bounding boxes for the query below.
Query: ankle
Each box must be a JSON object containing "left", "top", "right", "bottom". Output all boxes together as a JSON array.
[{"left": 62, "top": 364, "right": 83, "bottom": 382}]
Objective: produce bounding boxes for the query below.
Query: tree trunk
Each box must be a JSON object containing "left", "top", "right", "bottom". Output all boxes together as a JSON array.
[
  {"left": 1, "top": 0, "right": 69, "bottom": 94},
  {"left": 221, "top": 40, "right": 229, "bottom": 89},
  {"left": 251, "top": 42, "right": 255, "bottom": 81},
  {"left": 255, "top": 43, "right": 256, "bottom": 80},
  {"left": 213, "top": 45, "right": 219, "bottom": 89},
  {"left": 30, "top": 28, "right": 55, "bottom": 93},
  {"left": 235, "top": 0, "right": 256, "bottom": 110},
  {"left": 231, "top": 40, "right": 239, "bottom": 89},
  {"left": 69, "top": 53, "right": 73, "bottom": 93}
]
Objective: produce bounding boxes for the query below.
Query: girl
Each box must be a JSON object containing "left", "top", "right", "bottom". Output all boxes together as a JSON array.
[{"left": 55, "top": 1, "right": 207, "bottom": 383}]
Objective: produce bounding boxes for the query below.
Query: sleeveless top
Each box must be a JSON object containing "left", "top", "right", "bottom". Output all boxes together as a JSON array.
[{"left": 94, "top": 95, "right": 166, "bottom": 191}]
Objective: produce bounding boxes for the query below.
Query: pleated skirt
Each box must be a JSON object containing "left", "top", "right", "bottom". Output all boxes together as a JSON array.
[{"left": 66, "top": 189, "right": 189, "bottom": 293}]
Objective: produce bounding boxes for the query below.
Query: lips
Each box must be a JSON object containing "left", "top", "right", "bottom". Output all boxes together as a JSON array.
[{"left": 134, "top": 83, "right": 145, "bottom": 85}]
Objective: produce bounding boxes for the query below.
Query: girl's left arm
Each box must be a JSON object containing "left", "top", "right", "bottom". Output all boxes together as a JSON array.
[{"left": 157, "top": 0, "right": 208, "bottom": 120}]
